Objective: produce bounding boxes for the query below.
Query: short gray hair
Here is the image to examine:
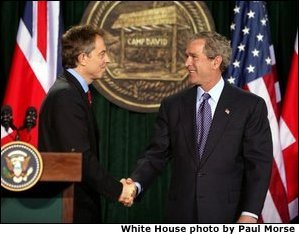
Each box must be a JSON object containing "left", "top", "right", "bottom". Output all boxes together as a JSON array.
[{"left": 189, "top": 31, "right": 232, "bottom": 72}]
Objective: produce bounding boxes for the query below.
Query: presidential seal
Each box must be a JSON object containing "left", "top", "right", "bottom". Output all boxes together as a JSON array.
[
  {"left": 81, "top": 1, "right": 215, "bottom": 112},
  {"left": 1, "top": 141, "right": 43, "bottom": 192}
]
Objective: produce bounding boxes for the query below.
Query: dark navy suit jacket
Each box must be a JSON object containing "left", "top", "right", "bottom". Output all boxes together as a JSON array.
[
  {"left": 39, "top": 70, "right": 122, "bottom": 223},
  {"left": 131, "top": 82, "right": 273, "bottom": 223}
]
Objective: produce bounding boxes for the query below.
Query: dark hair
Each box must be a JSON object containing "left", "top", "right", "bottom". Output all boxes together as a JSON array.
[
  {"left": 189, "top": 31, "right": 232, "bottom": 72},
  {"left": 61, "top": 24, "right": 105, "bottom": 68}
]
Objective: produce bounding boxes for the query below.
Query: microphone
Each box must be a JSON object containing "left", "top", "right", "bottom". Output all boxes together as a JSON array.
[
  {"left": 1, "top": 105, "right": 15, "bottom": 131},
  {"left": 23, "top": 106, "right": 37, "bottom": 131}
]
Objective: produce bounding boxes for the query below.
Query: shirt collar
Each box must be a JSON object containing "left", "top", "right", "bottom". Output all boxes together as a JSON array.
[
  {"left": 197, "top": 77, "right": 224, "bottom": 104},
  {"left": 67, "top": 68, "right": 89, "bottom": 93}
]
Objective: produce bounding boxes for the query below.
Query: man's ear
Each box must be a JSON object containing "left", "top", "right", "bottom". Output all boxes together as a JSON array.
[
  {"left": 213, "top": 55, "right": 223, "bottom": 70},
  {"left": 77, "top": 53, "right": 87, "bottom": 66}
]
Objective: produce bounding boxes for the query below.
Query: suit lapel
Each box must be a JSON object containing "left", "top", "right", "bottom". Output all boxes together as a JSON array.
[
  {"left": 181, "top": 86, "right": 199, "bottom": 166},
  {"left": 200, "top": 83, "right": 234, "bottom": 168},
  {"left": 63, "top": 70, "right": 98, "bottom": 151}
]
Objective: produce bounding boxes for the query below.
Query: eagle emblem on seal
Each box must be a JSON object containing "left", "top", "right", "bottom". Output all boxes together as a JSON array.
[{"left": 3, "top": 150, "right": 34, "bottom": 183}]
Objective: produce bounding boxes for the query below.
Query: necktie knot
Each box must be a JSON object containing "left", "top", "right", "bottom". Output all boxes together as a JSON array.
[{"left": 201, "top": 92, "right": 210, "bottom": 101}]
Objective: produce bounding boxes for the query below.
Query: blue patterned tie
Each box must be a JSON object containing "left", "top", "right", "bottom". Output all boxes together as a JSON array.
[{"left": 197, "top": 93, "right": 212, "bottom": 158}]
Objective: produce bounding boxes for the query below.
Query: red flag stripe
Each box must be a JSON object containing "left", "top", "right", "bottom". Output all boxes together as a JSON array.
[{"left": 37, "top": 1, "right": 47, "bottom": 60}]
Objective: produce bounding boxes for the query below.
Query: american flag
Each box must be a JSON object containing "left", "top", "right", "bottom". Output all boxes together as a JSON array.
[
  {"left": 1, "top": 1, "right": 62, "bottom": 147},
  {"left": 225, "top": 1, "right": 291, "bottom": 223}
]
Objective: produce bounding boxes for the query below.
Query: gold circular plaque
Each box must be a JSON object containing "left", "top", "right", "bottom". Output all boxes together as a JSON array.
[{"left": 81, "top": 1, "right": 215, "bottom": 112}]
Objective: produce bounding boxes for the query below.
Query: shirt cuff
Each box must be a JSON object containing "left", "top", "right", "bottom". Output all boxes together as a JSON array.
[
  {"left": 134, "top": 182, "right": 142, "bottom": 195},
  {"left": 241, "top": 211, "right": 258, "bottom": 220}
]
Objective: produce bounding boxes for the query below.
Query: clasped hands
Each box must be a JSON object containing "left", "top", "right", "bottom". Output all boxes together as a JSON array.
[{"left": 118, "top": 178, "right": 136, "bottom": 207}]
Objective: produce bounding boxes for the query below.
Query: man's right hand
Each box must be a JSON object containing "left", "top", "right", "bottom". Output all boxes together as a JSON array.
[{"left": 118, "top": 178, "right": 137, "bottom": 207}]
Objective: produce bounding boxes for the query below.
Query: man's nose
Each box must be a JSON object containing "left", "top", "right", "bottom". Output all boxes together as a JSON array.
[
  {"left": 105, "top": 53, "right": 110, "bottom": 63},
  {"left": 185, "top": 56, "right": 191, "bottom": 67}
]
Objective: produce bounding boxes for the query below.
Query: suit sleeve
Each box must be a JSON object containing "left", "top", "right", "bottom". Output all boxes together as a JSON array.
[
  {"left": 43, "top": 90, "right": 122, "bottom": 201},
  {"left": 130, "top": 99, "right": 172, "bottom": 191},
  {"left": 242, "top": 97, "right": 273, "bottom": 215}
]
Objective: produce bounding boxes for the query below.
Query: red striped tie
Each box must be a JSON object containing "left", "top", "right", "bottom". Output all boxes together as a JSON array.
[{"left": 87, "top": 90, "right": 92, "bottom": 105}]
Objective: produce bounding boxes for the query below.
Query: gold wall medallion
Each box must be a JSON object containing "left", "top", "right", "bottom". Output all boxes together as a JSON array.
[{"left": 82, "top": 1, "right": 214, "bottom": 112}]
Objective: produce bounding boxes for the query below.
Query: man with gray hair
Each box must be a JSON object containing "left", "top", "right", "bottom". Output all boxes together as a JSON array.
[{"left": 125, "top": 31, "right": 273, "bottom": 223}]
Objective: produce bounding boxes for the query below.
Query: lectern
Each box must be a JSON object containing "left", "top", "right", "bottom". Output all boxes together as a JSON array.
[{"left": 40, "top": 152, "right": 82, "bottom": 223}]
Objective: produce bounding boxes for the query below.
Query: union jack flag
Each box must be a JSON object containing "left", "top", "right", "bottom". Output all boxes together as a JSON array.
[
  {"left": 1, "top": 1, "right": 62, "bottom": 147},
  {"left": 225, "top": 1, "right": 292, "bottom": 223}
]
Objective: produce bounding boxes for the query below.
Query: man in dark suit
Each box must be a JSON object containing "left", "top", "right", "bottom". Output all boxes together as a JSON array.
[
  {"left": 38, "top": 25, "right": 135, "bottom": 223},
  {"left": 124, "top": 31, "right": 273, "bottom": 223}
]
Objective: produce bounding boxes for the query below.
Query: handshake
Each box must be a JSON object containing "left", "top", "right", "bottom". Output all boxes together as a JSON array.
[{"left": 118, "top": 178, "right": 137, "bottom": 207}]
